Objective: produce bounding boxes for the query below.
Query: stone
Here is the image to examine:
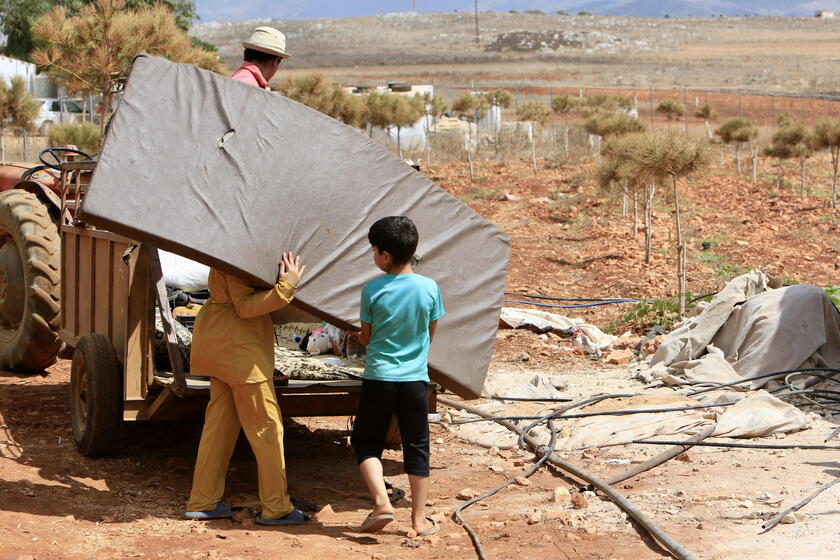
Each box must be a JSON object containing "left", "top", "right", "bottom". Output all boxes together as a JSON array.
[
  {"left": 779, "top": 512, "right": 798, "bottom": 524},
  {"left": 553, "top": 486, "right": 572, "bottom": 503},
  {"left": 544, "top": 510, "right": 567, "bottom": 522},
  {"left": 457, "top": 488, "right": 479, "bottom": 500},
  {"left": 513, "top": 459, "right": 525, "bottom": 467},
  {"left": 738, "top": 501, "right": 754, "bottom": 509},
  {"left": 489, "top": 465, "right": 503, "bottom": 473},
  {"left": 514, "top": 477, "right": 532, "bottom": 487},
  {"left": 527, "top": 510, "right": 543, "bottom": 524},
  {"left": 675, "top": 451, "right": 693, "bottom": 462},
  {"left": 581, "top": 452, "right": 595, "bottom": 460},
  {"left": 372, "top": 554, "right": 388, "bottom": 560},
  {"left": 430, "top": 511, "right": 448, "bottom": 524},
  {"left": 423, "top": 535, "right": 442, "bottom": 546},
  {"left": 571, "top": 493, "right": 589, "bottom": 509},
  {"left": 315, "top": 504, "right": 336, "bottom": 521},
  {"left": 489, "top": 446, "right": 500, "bottom": 456},
  {"left": 604, "top": 348, "right": 634, "bottom": 365},
  {"left": 566, "top": 532, "right": 581, "bottom": 541},
  {"left": 435, "top": 438, "right": 444, "bottom": 444}
]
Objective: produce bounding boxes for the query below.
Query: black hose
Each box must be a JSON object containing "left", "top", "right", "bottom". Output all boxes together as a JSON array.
[
  {"left": 686, "top": 368, "right": 840, "bottom": 396},
  {"left": 443, "top": 400, "right": 736, "bottom": 425},
  {"left": 631, "top": 440, "right": 840, "bottom": 450},
  {"left": 440, "top": 396, "right": 698, "bottom": 560},
  {"left": 452, "top": 419, "right": 558, "bottom": 560},
  {"left": 504, "top": 292, "right": 644, "bottom": 302},
  {"left": 760, "top": 477, "right": 840, "bottom": 533},
  {"left": 603, "top": 423, "right": 717, "bottom": 487}
]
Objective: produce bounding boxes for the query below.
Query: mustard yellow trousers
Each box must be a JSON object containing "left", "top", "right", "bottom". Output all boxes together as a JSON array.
[{"left": 187, "top": 378, "right": 293, "bottom": 519}]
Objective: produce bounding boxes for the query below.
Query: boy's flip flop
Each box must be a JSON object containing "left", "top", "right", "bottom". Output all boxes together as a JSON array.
[
  {"left": 359, "top": 512, "right": 394, "bottom": 533},
  {"left": 255, "top": 509, "right": 310, "bottom": 526},
  {"left": 416, "top": 517, "right": 439, "bottom": 537},
  {"left": 184, "top": 502, "right": 237, "bottom": 520}
]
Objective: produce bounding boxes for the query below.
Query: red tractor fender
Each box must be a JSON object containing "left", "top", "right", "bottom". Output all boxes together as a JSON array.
[{"left": 18, "top": 180, "right": 63, "bottom": 221}]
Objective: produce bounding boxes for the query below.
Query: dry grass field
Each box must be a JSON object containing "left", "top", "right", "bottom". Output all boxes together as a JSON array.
[{"left": 192, "top": 12, "right": 840, "bottom": 94}]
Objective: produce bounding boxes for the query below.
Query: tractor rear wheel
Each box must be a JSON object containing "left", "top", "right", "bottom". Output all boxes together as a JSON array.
[{"left": 0, "top": 189, "right": 61, "bottom": 372}]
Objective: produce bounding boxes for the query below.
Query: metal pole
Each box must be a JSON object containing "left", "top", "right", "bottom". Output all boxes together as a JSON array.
[
  {"left": 649, "top": 86, "right": 654, "bottom": 128},
  {"left": 474, "top": 0, "right": 480, "bottom": 44}
]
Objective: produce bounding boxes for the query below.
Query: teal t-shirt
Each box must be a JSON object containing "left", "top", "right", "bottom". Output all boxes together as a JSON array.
[{"left": 360, "top": 273, "right": 444, "bottom": 382}]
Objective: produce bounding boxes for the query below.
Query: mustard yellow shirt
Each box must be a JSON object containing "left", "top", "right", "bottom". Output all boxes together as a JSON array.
[{"left": 190, "top": 269, "right": 295, "bottom": 384}]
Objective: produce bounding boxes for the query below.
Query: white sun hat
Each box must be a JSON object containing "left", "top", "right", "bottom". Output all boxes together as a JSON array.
[{"left": 242, "top": 26, "right": 290, "bottom": 59}]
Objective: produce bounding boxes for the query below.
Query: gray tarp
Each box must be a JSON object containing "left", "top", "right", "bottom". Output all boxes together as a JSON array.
[
  {"left": 645, "top": 270, "right": 840, "bottom": 390},
  {"left": 79, "top": 54, "right": 511, "bottom": 398}
]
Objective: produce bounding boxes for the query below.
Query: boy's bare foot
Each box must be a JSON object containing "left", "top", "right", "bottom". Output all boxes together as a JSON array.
[
  {"left": 371, "top": 504, "right": 394, "bottom": 517},
  {"left": 407, "top": 516, "right": 437, "bottom": 538}
]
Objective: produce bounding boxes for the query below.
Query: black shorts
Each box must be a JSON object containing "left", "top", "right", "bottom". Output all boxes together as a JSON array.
[{"left": 350, "top": 379, "right": 430, "bottom": 477}]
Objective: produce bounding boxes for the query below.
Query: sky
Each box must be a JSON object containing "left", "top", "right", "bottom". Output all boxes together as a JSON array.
[{"left": 192, "top": 1, "right": 575, "bottom": 23}]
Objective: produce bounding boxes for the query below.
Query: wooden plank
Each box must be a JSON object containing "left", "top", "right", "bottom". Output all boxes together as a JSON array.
[
  {"left": 277, "top": 393, "right": 361, "bottom": 417},
  {"left": 110, "top": 241, "right": 130, "bottom": 362},
  {"left": 60, "top": 225, "right": 133, "bottom": 244},
  {"left": 93, "top": 238, "right": 111, "bottom": 339},
  {"left": 78, "top": 233, "right": 93, "bottom": 336},
  {"left": 61, "top": 230, "right": 78, "bottom": 335},
  {"left": 123, "top": 246, "right": 154, "bottom": 401}
]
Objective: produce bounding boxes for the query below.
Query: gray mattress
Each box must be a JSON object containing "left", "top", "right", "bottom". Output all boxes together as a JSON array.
[{"left": 80, "top": 54, "right": 510, "bottom": 398}]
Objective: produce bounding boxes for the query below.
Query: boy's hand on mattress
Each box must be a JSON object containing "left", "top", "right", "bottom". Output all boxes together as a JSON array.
[{"left": 279, "top": 252, "right": 306, "bottom": 287}]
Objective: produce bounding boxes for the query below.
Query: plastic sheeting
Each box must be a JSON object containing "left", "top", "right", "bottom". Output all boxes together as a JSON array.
[
  {"left": 645, "top": 270, "right": 840, "bottom": 389},
  {"left": 79, "top": 54, "right": 510, "bottom": 398},
  {"left": 448, "top": 390, "right": 813, "bottom": 450}
]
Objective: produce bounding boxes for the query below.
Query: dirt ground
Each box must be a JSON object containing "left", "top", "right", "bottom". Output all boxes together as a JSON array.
[{"left": 2, "top": 152, "right": 839, "bottom": 559}]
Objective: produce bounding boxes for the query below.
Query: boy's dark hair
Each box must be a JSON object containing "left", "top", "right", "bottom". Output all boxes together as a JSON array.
[
  {"left": 368, "top": 216, "right": 418, "bottom": 265},
  {"left": 243, "top": 48, "right": 281, "bottom": 63}
]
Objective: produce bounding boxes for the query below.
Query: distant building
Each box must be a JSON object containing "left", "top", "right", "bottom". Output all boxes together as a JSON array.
[
  {"left": 815, "top": 10, "right": 835, "bottom": 18},
  {"left": 0, "top": 55, "right": 36, "bottom": 91}
]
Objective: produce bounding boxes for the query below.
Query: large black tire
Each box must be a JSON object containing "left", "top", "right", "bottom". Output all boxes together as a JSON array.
[
  {"left": 70, "top": 333, "right": 122, "bottom": 456},
  {"left": 0, "top": 189, "right": 61, "bottom": 372}
]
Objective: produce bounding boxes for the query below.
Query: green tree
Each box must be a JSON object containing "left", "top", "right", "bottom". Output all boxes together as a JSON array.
[
  {"left": 0, "top": 76, "right": 39, "bottom": 160},
  {"left": 419, "top": 91, "right": 446, "bottom": 165},
  {"left": 0, "top": 0, "right": 198, "bottom": 60},
  {"left": 390, "top": 95, "right": 424, "bottom": 157},
  {"left": 481, "top": 89, "right": 512, "bottom": 157},
  {"left": 768, "top": 119, "right": 813, "bottom": 195},
  {"left": 551, "top": 94, "right": 580, "bottom": 153},
  {"left": 278, "top": 73, "right": 363, "bottom": 126},
  {"left": 715, "top": 117, "right": 757, "bottom": 174},
  {"left": 48, "top": 121, "right": 101, "bottom": 154},
  {"left": 518, "top": 101, "right": 552, "bottom": 174},
  {"left": 365, "top": 92, "right": 395, "bottom": 139},
  {"left": 623, "top": 132, "right": 711, "bottom": 314},
  {"left": 812, "top": 117, "right": 840, "bottom": 208},
  {"left": 656, "top": 98, "right": 685, "bottom": 125},
  {"left": 695, "top": 103, "right": 717, "bottom": 140},
  {"left": 451, "top": 92, "right": 487, "bottom": 146},
  {"left": 585, "top": 111, "right": 645, "bottom": 139},
  {"left": 31, "top": 0, "right": 224, "bottom": 140},
  {"left": 518, "top": 101, "right": 552, "bottom": 127}
]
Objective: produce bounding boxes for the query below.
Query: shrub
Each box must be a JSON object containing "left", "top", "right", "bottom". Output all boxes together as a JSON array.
[{"left": 47, "top": 122, "right": 101, "bottom": 155}]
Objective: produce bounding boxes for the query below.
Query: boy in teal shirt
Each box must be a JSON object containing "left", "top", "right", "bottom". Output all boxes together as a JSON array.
[{"left": 352, "top": 216, "right": 444, "bottom": 536}]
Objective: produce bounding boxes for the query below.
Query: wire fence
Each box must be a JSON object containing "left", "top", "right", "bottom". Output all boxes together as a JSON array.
[{"left": 434, "top": 82, "right": 840, "bottom": 131}]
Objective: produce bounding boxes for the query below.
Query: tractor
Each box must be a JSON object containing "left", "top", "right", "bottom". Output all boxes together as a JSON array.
[{"left": 0, "top": 148, "right": 93, "bottom": 371}]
